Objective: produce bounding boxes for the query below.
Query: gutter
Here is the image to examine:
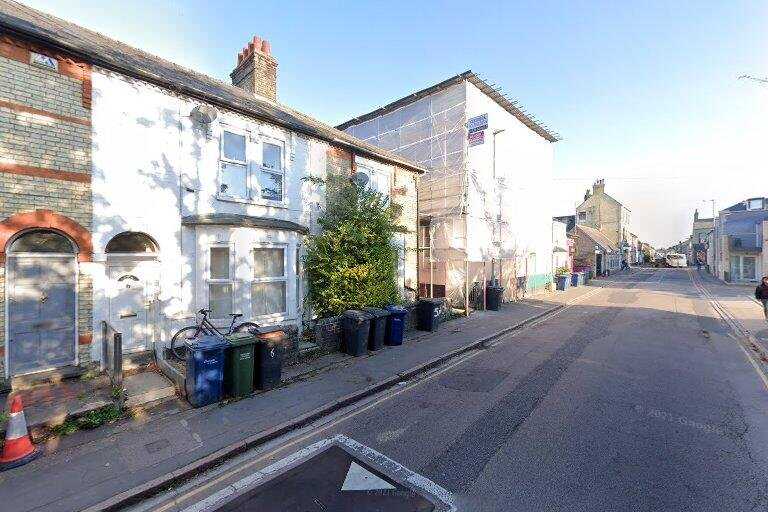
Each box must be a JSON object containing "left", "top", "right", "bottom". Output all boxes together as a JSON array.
[{"left": 0, "top": 23, "right": 425, "bottom": 175}]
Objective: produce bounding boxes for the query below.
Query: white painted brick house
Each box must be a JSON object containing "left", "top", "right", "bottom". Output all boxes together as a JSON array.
[{"left": 0, "top": 1, "right": 423, "bottom": 380}]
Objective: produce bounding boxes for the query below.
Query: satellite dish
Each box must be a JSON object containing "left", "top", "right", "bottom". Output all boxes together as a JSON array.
[
  {"left": 350, "top": 172, "right": 369, "bottom": 187},
  {"left": 190, "top": 104, "right": 218, "bottom": 124}
]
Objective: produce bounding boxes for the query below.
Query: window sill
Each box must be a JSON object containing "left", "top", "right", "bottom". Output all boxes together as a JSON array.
[{"left": 216, "top": 194, "right": 287, "bottom": 209}]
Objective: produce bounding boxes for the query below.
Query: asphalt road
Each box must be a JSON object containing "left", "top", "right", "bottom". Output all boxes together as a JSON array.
[{"left": 136, "top": 269, "right": 768, "bottom": 512}]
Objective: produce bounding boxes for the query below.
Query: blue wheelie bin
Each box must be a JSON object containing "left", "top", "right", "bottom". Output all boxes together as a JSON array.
[
  {"left": 185, "top": 335, "right": 228, "bottom": 408},
  {"left": 570, "top": 272, "right": 580, "bottom": 287},
  {"left": 384, "top": 305, "right": 408, "bottom": 346}
]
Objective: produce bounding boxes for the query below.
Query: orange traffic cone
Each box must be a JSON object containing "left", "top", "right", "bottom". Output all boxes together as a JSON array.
[{"left": 0, "top": 395, "right": 40, "bottom": 470}]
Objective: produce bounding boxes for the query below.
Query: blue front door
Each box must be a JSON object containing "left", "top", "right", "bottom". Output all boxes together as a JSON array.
[{"left": 7, "top": 256, "right": 77, "bottom": 376}]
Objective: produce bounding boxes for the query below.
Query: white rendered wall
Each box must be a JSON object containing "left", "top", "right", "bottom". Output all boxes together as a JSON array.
[
  {"left": 91, "top": 68, "right": 323, "bottom": 357},
  {"left": 465, "top": 81, "right": 555, "bottom": 279},
  {"left": 552, "top": 221, "right": 570, "bottom": 270}
]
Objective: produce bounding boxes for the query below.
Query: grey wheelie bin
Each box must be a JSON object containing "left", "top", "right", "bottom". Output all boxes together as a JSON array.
[
  {"left": 342, "top": 310, "right": 373, "bottom": 356},
  {"left": 362, "top": 307, "right": 389, "bottom": 351}
]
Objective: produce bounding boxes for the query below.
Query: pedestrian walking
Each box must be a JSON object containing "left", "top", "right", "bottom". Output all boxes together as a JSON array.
[{"left": 756, "top": 276, "right": 768, "bottom": 322}]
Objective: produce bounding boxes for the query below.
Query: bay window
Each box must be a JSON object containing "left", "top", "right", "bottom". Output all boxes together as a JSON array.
[
  {"left": 251, "top": 247, "right": 287, "bottom": 316},
  {"left": 208, "top": 246, "right": 233, "bottom": 318}
]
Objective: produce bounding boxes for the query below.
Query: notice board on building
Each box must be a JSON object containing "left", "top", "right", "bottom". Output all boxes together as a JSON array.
[
  {"left": 466, "top": 114, "right": 488, "bottom": 133},
  {"left": 468, "top": 130, "right": 485, "bottom": 147}
]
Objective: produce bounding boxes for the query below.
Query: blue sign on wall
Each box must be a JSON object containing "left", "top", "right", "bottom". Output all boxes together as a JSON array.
[{"left": 466, "top": 114, "right": 488, "bottom": 133}]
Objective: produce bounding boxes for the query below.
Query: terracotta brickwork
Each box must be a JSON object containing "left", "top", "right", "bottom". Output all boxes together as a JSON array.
[
  {"left": 326, "top": 145, "right": 354, "bottom": 178},
  {"left": 0, "top": 34, "right": 93, "bottom": 385},
  {"left": 230, "top": 36, "right": 278, "bottom": 101}
]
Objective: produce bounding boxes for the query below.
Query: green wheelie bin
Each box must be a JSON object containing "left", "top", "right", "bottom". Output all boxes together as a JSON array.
[{"left": 224, "top": 331, "right": 257, "bottom": 398}]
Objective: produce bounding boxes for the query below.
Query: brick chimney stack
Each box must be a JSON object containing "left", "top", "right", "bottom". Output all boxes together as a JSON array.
[
  {"left": 593, "top": 179, "right": 605, "bottom": 195},
  {"left": 231, "top": 36, "right": 277, "bottom": 101}
]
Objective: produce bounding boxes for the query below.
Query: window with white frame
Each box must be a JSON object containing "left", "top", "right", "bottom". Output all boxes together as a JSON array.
[
  {"left": 218, "top": 128, "right": 285, "bottom": 203},
  {"left": 747, "top": 198, "right": 763, "bottom": 211},
  {"left": 219, "top": 130, "right": 248, "bottom": 199},
  {"left": 259, "top": 140, "right": 284, "bottom": 201},
  {"left": 251, "top": 247, "right": 287, "bottom": 316},
  {"left": 208, "top": 246, "right": 233, "bottom": 318},
  {"left": 356, "top": 164, "right": 389, "bottom": 196}
]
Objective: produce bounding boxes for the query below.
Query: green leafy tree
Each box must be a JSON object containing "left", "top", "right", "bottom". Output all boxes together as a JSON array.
[{"left": 304, "top": 176, "right": 406, "bottom": 317}]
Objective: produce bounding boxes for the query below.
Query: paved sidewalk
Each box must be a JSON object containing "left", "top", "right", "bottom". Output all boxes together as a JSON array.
[
  {"left": 0, "top": 284, "right": 599, "bottom": 512},
  {"left": 696, "top": 271, "right": 768, "bottom": 344}
]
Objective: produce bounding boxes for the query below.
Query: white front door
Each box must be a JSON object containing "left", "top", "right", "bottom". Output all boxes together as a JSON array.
[{"left": 108, "top": 262, "right": 155, "bottom": 352}]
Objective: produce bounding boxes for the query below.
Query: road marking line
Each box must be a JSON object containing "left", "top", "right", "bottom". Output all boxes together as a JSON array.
[
  {"left": 341, "top": 462, "right": 395, "bottom": 491},
  {"left": 149, "top": 286, "right": 610, "bottom": 511},
  {"left": 734, "top": 336, "right": 768, "bottom": 392},
  {"left": 690, "top": 270, "right": 768, "bottom": 392}
]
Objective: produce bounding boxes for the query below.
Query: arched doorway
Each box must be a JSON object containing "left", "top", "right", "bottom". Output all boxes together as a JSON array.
[
  {"left": 6, "top": 230, "right": 78, "bottom": 376},
  {"left": 105, "top": 232, "right": 159, "bottom": 352}
]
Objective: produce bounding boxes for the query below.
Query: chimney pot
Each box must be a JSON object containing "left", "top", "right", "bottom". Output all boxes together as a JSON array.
[{"left": 231, "top": 34, "right": 278, "bottom": 101}]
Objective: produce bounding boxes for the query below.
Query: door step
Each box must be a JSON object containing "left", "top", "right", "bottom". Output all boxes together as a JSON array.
[
  {"left": 298, "top": 341, "right": 321, "bottom": 356},
  {"left": 11, "top": 365, "right": 87, "bottom": 391},
  {"left": 122, "top": 350, "right": 154, "bottom": 372},
  {"left": 123, "top": 371, "right": 177, "bottom": 408}
]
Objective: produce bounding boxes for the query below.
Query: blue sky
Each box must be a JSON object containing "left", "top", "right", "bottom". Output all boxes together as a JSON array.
[{"left": 24, "top": 0, "right": 768, "bottom": 246}]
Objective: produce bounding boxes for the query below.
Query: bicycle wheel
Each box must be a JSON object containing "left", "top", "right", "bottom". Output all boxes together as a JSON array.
[
  {"left": 170, "top": 326, "right": 201, "bottom": 361},
  {"left": 233, "top": 321, "right": 259, "bottom": 335}
]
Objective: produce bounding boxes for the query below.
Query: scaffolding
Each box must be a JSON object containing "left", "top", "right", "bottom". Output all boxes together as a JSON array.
[{"left": 344, "top": 80, "right": 538, "bottom": 313}]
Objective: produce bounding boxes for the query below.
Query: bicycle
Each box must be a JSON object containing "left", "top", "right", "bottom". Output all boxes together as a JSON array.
[{"left": 169, "top": 309, "right": 259, "bottom": 361}]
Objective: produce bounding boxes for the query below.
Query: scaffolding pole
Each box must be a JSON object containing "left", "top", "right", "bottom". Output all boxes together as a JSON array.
[{"left": 465, "top": 259, "right": 470, "bottom": 317}]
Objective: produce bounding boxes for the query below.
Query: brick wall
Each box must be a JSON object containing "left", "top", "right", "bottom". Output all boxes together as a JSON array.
[
  {"left": 230, "top": 38, "right": 278, "bottom": 101},
  {"left": 326, "top": 145, "right": 353, "bottom": 178},
  {"left": 0, "top": 35, "right": 93, "bottom": 385}
]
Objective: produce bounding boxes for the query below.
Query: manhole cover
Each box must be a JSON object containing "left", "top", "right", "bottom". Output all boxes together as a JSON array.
[{"left": 186, "top": 435, "right": 454, "bottom": 512}]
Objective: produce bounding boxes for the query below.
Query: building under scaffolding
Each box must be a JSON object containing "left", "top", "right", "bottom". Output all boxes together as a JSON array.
[{"left": 338, "top": 70, "right": 560, "bottom": 312}]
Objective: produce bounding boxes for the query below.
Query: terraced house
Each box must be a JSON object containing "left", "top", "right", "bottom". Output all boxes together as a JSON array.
[
  {"left": 0, "top": 0, "right": 423, "bottom": 389},
  {"left": 0, "top": 20, "right": 93, "bottom": 387}
]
